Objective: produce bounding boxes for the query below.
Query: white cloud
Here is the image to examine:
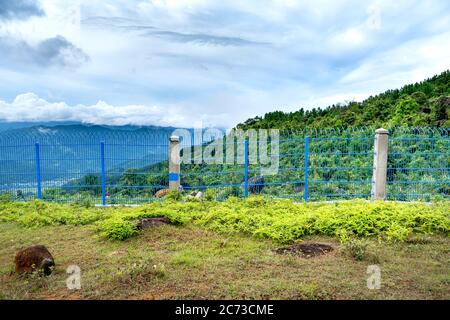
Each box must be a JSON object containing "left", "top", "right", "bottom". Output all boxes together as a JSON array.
[
  {"left": 330, "top": 27, "right": 366, "bottom": 48},
  {"left": 0, "top": 87, "right": 384, "bottom": 128},
  {"left": 340, "top": 30, "right": 450, "bottom": 87},
  {"left": 0, "top": 93, "right": 182, "bottom": 126},
  {"left": 0, "top": 0, "right": 449, "bottom": 128}
]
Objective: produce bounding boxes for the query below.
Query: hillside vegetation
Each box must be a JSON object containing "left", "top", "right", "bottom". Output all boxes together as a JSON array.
[{"left": 237, "top": 71, "right": 450, "bottom": 130}]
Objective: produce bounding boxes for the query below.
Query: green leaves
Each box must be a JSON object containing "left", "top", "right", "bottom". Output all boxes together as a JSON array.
[
  {"left": 179, "top": 198, "right": 449, "bottom": 243},
  {"left": 96, "top": 217, "right": 137, "bottom": 241},
  {"left": 0, "top": 198, "right": 448, "bottom": 242}
]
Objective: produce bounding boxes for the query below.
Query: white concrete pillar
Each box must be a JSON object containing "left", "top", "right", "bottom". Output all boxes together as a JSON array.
[
  {"left": 169, "top": 135, "right": 180, "bottom": 190},
  {"left": 371, "top": 128, "right": 389, "bottom": 200}
]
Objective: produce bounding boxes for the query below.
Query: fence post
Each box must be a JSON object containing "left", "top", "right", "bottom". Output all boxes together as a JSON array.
[
  {"left": 100, "top": 142, "right": 106, "bottom": 206},
  {"left": 35, "top": 143, "right": 42, "bottom": 199},
  {"left": 304, "top": 136, "right": 309, "bottom": 202},
  {"left": 169, "top": 136, "right": 181, "bottom": 190},
  {"left": 372, "top": 128, "right": 389, "bottom": 200},
  {"left": 244, "top": 139, "right": 249, "bottom": 198}
]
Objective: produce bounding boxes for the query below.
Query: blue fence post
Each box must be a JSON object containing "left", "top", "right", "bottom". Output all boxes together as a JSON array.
[
  {"left": 35, "top": 143, "right": 42, "bottom": 199},
  {"left": 304, "top": 136, "right": 309, "bottom": 202},
  {"left": 244, "top": 139, "right": 249, "bottom": 199},
  {"left": 100, "top": 142, "right": 106, "bottom": 206}
]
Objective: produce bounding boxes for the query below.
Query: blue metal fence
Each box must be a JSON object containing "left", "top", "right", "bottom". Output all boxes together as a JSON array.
[
  {"left": 304, "top": 136, "right": 309, "bottom": 202},
  {"left": 0, "top": 126, "right": 448, "bottom": 203},
  {"left": 177, "top": 127, "right": 447, "bottom": 202},
  {"left": 387, "top": 127, "right": 450, "bottom": 201}
]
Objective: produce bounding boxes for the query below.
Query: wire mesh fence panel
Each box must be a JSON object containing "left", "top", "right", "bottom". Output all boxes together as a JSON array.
[
  {"left": 308, "top": 137, "right": 374, "bottom": 201},
  {"left": 0, "top": 144, "right": 37, "bottom": 201},
  {"left": 250, "top": 136, "right": 306, "bottom": 201},
  {"left": 0, "top": 126, "right": 448, "bottom": 204},
  {"left": 180, "top": 138, "right": 247, "bottom": 199},
  {"left": 39, "top": 143, "right": 102, "bottom": 203},
  {"left": 387, "top": 128, "right": 450, "bottom": 201},
  {"left": 104, "top": 142, "right": 169, "bottom": 204}
]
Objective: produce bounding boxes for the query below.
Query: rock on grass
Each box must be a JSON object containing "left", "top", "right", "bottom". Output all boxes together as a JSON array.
[{"left": 15, "top": 245, "right": 55, "bottom": 276}]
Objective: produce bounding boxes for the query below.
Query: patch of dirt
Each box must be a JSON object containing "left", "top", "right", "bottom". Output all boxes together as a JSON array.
[
  {"left": 136, "top": 217, "right": 172, "bottom": 230},
  {"left": 405, "top": 236, "right": 434, "bottom": 245},
  {"left": 107, "top": 249, "right": 128, "bottom": 258},
  {"left": 275, "top": 243, "right": 334, "bottom": 258}
]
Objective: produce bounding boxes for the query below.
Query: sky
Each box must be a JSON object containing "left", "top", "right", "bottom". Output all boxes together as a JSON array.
[{"left": 0, "top": 0, "right": 449, "bottom": 128}]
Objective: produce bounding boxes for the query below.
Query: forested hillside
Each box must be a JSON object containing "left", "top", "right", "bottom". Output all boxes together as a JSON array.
[{"left": 237, "top": 71, "right": 450, "bottom": 130}]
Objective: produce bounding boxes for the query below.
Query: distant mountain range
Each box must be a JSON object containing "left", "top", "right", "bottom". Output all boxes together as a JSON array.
[
  {"left": 0, "top": 122, "right": 180, "bottom": 138},
  {"left": 0, "top": 121, "right": 81, "bottom": 132}
]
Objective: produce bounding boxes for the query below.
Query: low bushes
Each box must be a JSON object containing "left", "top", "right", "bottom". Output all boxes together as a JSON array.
[
  {"left": 0, "top": 197, "right": 448, "bottom": 243},
  {"left": 342, "top": 239, "right": 369, "bottom": 261},
  {"left": 97, "top": 217, "right": 138, "bottom": 241}
]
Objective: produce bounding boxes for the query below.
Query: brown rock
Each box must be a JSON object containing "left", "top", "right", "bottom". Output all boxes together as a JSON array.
[
  {"left": 155, "top": 189, "right": 171, "bottom": 198},
  {"left": 15, "top": 245, "right": 55, "bottom": 275},
  {"left": 136, "top": 217, "right": 171, "bottom": 230}
]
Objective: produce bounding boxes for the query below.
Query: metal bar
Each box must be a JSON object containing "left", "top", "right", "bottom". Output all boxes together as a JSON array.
[
  {"left": 100, "top": 142, "right": 106, "bottom": 206},
  {"left": 35, "top": 143, "right": 42, "bottom": 199},
  {"left": 304, "top": 136, "right": 309, "bottom": 202},
  {"left": 244, "top": 139, "right": 249, "bottom": 199}
]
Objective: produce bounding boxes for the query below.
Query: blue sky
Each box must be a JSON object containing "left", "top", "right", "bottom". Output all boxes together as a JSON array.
[{"left": 0, "top": 0, "right": 449, "bottom": 128}]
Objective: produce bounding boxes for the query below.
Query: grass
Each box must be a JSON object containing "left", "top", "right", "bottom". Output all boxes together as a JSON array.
[{"left": 0, "top": 221, "right": 449, "bottom": 300}]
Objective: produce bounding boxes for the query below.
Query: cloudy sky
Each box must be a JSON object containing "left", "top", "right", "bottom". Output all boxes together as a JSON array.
[{"left": 0, "top": 0, "right": 449, "bottom": 128}]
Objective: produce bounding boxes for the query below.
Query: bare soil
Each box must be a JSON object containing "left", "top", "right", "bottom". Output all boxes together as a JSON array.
[
  {"left": 275, "top": 243, "right": 334, "bottom": 257},
  {"left": 136, "top": 217, "right": 172, "bottom": 230}
]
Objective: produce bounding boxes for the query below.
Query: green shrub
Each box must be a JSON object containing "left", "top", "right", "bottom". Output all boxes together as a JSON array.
[
  {"left": 0, "top": 192, "right": 13, "bottom": 203},
  {"left": 166, "top": 190, "right": 182, "bottom": 201},
  {"left": 342, "top": 239, "right": 368, "bottom": 261},
  {"left": 71, "top": 199, "right": 94, "bottom": 208},
  {"left": 0, "top": 197, "right": 448, "bottom": 242},
  {"left": 204, "top": 189, "right": 217, "bottom": 201},
  {"left": 96, "top": 217, "right": 137, "bottom": 241},
  {"left": 385, "top": 224, "right": 412, "bottom": 243}
]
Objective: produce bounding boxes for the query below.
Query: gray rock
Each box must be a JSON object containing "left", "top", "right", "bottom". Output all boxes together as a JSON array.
[
  {"left": 195, "top": 191, "right": 204, "bottom": 199},
  {"left": 248, "top": 176, "right": 265, "bottom": 194}
]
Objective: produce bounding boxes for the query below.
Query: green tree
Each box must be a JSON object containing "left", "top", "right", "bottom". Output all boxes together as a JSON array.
[
  {"left": 82, "top": 174, "right": 101, "bottom": 195},
  {"left": 391, "top": 96, "right": 421, "bottom": 125}
]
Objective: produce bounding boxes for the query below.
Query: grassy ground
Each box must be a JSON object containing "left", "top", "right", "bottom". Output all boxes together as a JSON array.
[{"left": 0, "top": 221, "right": 449, "bottom": 300}]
